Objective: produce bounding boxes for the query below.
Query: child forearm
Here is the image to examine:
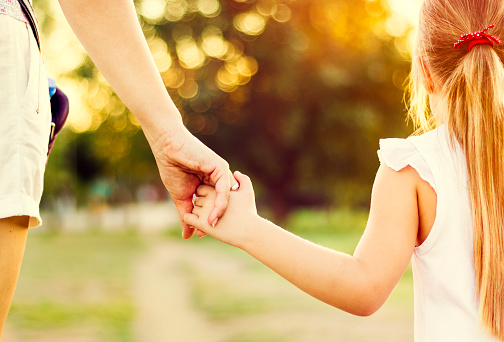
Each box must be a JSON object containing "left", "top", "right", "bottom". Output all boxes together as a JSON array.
[
  {"left": 186, "top": 170, "right": 418, "bottom": 314},
  {"left": 240, "top": 217, "right": 382, "bottom": 316}
]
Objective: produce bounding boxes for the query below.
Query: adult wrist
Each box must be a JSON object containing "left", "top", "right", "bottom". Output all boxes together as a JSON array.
[{"left": 141, "top": 113, "right": 186, "bottom": 150}]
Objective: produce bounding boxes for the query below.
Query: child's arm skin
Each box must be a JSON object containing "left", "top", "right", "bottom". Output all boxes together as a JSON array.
[{"left": 185, "top": 167, "right": 435, "bottom": 316}]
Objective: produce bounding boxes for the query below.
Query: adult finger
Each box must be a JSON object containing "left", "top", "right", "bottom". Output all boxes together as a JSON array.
[
  {"left": 173, "top": 198, "right": 196, "bottom": 239},
  {"left": 207, "top": 170, "right": 234, "bottom": 227},
  {"left": 189, "top": 197, "right": 208, "bottom": 237}
]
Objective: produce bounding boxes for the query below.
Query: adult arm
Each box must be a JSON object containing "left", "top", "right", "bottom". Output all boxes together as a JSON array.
[{"left": 57, "top": 0, "right": 233, "bottom": 237}]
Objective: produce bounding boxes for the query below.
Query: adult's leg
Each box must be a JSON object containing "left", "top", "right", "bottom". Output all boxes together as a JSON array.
[{"left": 0, "top": 216, "right": 29, "bottom": 338}]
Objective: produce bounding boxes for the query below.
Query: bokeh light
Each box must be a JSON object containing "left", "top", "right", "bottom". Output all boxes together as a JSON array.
[
  {"left": 176, "top": 37, "right": 206, "bottom": 69},
  {"left": 163, "top": 67, "right": 186, "bottom": 88},
  {"left": 165, "top": 0, "right": 188, "bottom": 22},
  {"left": 148, "top": 37, "right": 173, "bottom": 72},
  {"left": 139, "top": 0, "right": 166, "bottom": 21},
  {"left": 197, "top": 0, "right": 221, "bottom": 17},
  {"left": 177, "top": 78, "right": 199, "bottom": 99},
  {"left": 201, "top": 26, "right": 228, "bottom": 58},
  {"left": 272, "top": 4, "right": 291, "bottom": 23},
  {"left": 233, "top": 11, "right": 266, "bottom": 36},
  {"left": 256, "top": 0, "right": 277, "bottom": 17}
]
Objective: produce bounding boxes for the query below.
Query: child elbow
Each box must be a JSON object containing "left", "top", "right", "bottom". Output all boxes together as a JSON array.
[
  {"left": 353, "top": 301, "right": 382, "bottom": 317},
  {"left": 345, "top": 287, "right": 387, "bottom": 317}
]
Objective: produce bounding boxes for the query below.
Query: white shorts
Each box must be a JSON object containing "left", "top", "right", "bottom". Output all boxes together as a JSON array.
[{"left": 0, "top": 15, "right": 52, "bottom": 228}]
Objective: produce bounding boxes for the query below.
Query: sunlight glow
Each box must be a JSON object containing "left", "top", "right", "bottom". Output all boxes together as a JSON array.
[
  {"left": 383, "top": 0, "right": 423, "bottom": 55},
  {"left": 386, "top": 0, "right": 422, "bottom": 25}
]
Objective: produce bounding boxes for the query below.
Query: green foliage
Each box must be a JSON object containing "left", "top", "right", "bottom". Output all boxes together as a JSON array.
[{"left": 37, "top": 0, "right": 414, "bottom": 217}]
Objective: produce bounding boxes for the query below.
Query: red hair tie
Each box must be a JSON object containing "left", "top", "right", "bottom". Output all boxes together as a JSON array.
[{"left": 453, "top": 24, "right": 501, "bottom": 51}]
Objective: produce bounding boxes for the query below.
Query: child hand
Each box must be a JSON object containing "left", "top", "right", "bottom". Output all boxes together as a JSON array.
[{"left": 184, "top": 171, "right": 259, "bottom": 248}]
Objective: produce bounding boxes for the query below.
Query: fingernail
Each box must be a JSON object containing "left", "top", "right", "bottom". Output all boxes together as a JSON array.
[{"left": 212, "top": 218, "right": 218, "bottom": 227}]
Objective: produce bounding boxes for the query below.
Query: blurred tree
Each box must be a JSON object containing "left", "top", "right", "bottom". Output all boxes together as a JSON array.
[
  {"left": 37, "top": 0, "right": 414, "bottom": 218},
  {"left": 143, "top": 0, "right": 413, "bottom": 218}
]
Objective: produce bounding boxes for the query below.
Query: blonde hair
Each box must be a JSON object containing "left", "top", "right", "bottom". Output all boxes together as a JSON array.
[{"left": 408, "top": 0, "right": 504, "bottom": 338}]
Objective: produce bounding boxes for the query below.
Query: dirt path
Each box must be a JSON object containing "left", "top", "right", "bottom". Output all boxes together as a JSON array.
[
  {"left": 132, "top": 240, "right": 414, "bottom": 342},
  {"left": 132, "top": 242, "right": 226, "bottom": 342}
]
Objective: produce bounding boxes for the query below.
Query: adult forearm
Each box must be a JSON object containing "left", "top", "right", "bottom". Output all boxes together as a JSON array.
[
  {"left": 58, "top": 0, "right": 182, "bottom": 142},
  {"left": 241, "top": 218, "right": 379, "bottom": 316}
]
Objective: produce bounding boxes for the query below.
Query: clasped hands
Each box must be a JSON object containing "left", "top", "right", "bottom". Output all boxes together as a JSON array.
[
  {"left": 184, "top": 171, "right": 258, "bottom": 248},
  {"left": 150, "top": 125, "right": 245, "bottom": 239}
]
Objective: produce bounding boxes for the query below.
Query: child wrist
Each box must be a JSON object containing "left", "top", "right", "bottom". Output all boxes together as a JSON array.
[{"left": 238, "top": 215, "right": 268, "bottom": 251}]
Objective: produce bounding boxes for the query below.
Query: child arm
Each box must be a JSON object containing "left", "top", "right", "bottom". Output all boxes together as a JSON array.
[{"left": 185, "top": 166, "right": 420, "bottom": 316}]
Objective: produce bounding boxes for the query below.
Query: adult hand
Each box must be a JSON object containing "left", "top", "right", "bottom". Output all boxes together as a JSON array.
[
  {"left": 57, "top": 0, "right": 236, "bottom": 238},
  {"left": 149, "top": 124, "right": 236, "bottom": 239}
]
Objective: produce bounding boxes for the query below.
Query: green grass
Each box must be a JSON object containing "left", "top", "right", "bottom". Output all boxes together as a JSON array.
[
  {"left": 8, "top": 301, "right": 134, "bottom": 339},
  {"left": 191, "top": 280, "right": 274, "bottom": 320},
  {"left": 7, "top": 208, "right": 413, "bottom": 341},
  {"left": 9, "top": 231, "right": 145, "bottom": 341},
  {"left": 223, "top": 330, "right": 290, "bottom": 342}
]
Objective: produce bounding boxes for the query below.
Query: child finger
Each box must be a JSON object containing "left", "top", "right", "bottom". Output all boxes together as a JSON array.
[
  {"left": 193, "top": 196, "right": 203, "bottom": 208},
  {"left": 196, "top": 185, "right": 214, "bottom": 197},
  {"left": 184, "top": 213, "right": 205, "bottom": 230},
  {"left": 196, "top": 229, "right": 207, "bottom": 238},
  {"left": 233, "top": 171, "right": 253, "bottom": 192}
]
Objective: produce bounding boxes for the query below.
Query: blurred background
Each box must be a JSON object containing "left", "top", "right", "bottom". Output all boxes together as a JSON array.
[{"left": 4, "top": 0, "right": 422, "bottom": 341}]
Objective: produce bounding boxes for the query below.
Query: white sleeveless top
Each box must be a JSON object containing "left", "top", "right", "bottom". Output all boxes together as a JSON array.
[{"left": 378, "top": 125, "right": 498, "bottom": 342}]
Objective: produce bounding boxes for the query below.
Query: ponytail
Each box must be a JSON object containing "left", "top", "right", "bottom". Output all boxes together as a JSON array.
[
  {"left": 443, "top": 46, "right": 504, "bottom": 338},
  {"left": 407, "top": 0, "right": 504, "bottom": 338}
]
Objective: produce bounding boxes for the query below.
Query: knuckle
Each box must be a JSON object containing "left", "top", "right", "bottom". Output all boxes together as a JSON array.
[
  {"left": 221, "top": 159, "right": 230, "bottom": 170},
  {"left": 196, "top": 185, "right": 210, "bottom": 195}
]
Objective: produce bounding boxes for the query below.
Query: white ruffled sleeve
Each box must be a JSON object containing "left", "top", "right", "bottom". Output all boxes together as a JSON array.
[{"left": 378, "top": 138, "right": 436, "bottom": 192}]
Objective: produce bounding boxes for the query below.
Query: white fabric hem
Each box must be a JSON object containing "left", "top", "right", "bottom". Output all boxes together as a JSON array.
[{"left": 0, "top": 193, "right": 42, "bottom": 227}]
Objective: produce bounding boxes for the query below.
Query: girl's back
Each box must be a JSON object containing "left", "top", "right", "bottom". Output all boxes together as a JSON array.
[
  {"left": 380, "top": 125, "right": 497, "bottom": 341},
  {"left": 408, "top": 0, "right": 504, "bottom": 339}
]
